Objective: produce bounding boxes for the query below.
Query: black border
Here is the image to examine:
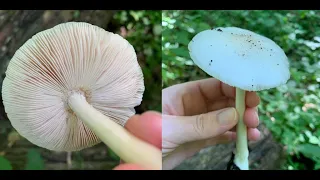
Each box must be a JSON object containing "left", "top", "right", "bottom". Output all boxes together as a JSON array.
[
  {"left": 1, "top": 0, "right": 319, "bottom": 10},
  {"left": 0, "top": 169, "right": 319, "bottom": 176}
]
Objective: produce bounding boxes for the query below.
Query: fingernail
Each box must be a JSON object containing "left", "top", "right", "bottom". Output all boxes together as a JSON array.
[{"left": 217, "top": 108, "right": 237, "bottom": 126}]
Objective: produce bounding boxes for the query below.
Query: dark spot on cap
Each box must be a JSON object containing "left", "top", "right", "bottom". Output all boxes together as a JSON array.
[
  {"left": 260, "top": 48, "right": 262, "bottom": 49},
  {"left": 217, "top": 28, "right": 222, "bottom": 32},
  {"left": 242, "top": 54, "right": 245, "bottom": 56},
  {"left": 270, "top": 49, "right": 273, "bottom": 51},
  {"left": 277, "top": 64, "right": 279, "bottom": 65},
  {"left": 210, "top": 60, "right": 213, "bottom": 62},
  {"left": 231, "top": 33, "right": 233, "bottom": 35}
]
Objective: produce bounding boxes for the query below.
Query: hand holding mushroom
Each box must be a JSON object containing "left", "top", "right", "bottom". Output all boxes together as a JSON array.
[
  {"left": 188, "top": 27, "right": 290, "bottom": 170},
  {"left": 161, "top": 78, "right": 260, "bottom": 170},
  {"left": 113, "top": 111, "right": 162, "bottom": 170},
  {"left": 2, "top": 22, "right": 161, "bottom": 170}
]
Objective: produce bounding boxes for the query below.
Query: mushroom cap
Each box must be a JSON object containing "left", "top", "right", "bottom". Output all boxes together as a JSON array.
[
  {"left": 188, "top": 27, "right": 290, "bottom": 91},
  {"left": 2, "top": 22, "right": 145, "bottom": 151}
]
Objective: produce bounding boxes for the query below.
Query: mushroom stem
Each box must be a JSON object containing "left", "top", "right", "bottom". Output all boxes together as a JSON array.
[
  {"left": 67, "top": 152, "right": 72, "bottom": 169},
  {"left": 68, "top": 92, "right": 162, "bottom": 170},
  {"left": 234, "top": 88, "right": 249, "bottom": 170}
]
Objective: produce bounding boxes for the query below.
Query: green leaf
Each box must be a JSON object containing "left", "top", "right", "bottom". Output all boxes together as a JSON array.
[
  {"left": 73, "top": 10, "right": 80, "bottom": 19},
  {"left": 176, "top": 31, "right": 190, "bottom": 46},
  {"left": 315, "top": 162, "right": 320, "bottom": 170},
  {"left": 108, "top": 148, "right": 120, "bottom": 161},
  {"left": 196, "top": 22, "right": 211, "bottom": 32},
  {"left": 265, "top": 19, "right": 277, "bottom": 27},
  {"left": 0, "top": 156, "right": 12, "bottom": 170},
  {"left": 297, "top": 144, "right": 320, "bottom": 159},
  {"left": 129, "top": 11, "right": 143, "bottom": 21},
  {"left": 170, "top": 47, "right": 189, "bottom": 58},
  {"left": 153, "top": 24, "right": 162, "bottom": 36},
  {"left": 25, "top": 149, "right": 44, "bottom": 170},
  {"left": 309, "top": 136, "right": 320, "bottom": 145}
]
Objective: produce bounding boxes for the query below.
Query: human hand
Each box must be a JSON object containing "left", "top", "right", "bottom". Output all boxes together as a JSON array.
[
  {"left": 113, "top": 111, "right": 162, "bottom": 170},
  {"left": 162, "top": 78, "right": 261, "bottom": 170}
]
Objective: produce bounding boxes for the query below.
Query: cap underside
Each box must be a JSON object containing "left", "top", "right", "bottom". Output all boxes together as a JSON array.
[{"left": 2, "top": 22, "right": 145, "bottom": 151}]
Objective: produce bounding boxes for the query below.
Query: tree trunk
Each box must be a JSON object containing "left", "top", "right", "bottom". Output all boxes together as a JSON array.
[{"left": 174, "top": 123, "right": 286, "bottom": 170}]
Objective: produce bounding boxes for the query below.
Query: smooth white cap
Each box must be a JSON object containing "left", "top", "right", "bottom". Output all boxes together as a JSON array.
[{"left": 188, "top": 27, "right": 290, "bottom": 91}]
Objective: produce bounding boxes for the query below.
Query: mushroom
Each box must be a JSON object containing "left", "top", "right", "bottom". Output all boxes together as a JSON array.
[
  {"left": 188, "top": 27, "right": 290, "bottom": 170},
  {"left": 2, "top": 22, "right": 161, "bottom": 170}
]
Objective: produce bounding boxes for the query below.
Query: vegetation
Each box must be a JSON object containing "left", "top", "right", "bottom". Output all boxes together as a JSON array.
[
  {"left": 115, "top": 10, "right": 162, "bottom": 112},
  {"left": 162, "top": 10, "right": 320, "bottom": 170}
]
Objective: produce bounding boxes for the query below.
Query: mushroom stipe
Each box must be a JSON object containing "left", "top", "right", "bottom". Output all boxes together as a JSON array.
[
  {"left": 188, "top": 27, "right": 290, "bottom": 170},
  {"left": 2, "top": 22, "right": 161, "bottom": 170}
]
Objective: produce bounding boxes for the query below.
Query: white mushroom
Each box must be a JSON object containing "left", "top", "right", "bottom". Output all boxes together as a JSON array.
[
  {"left": 188, "top": 27, "right": 290, "bottom": 170},
  {"left": 2, "top": 22, "right": 161, "bottom": 170}
]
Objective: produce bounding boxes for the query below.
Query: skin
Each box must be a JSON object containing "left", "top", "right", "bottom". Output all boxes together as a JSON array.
[
  {"left": 113, "top": 111, "right": 162, "bottom": 170},
  {"left": 162, "top": 78, "right": 261, "bottom": 170}
]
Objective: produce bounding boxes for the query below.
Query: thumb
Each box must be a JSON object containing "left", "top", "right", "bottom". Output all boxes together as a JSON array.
[{"left": 163, "top": 107, "right": 238, "bottom": 145}]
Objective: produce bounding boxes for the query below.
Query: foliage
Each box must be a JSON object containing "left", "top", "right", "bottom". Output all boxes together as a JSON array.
[
  {"left": 162, "top": 10, "right": 320, "bottom": 170},
  {"left": 114, "top": 10, "right": 162, "bottom": 112},
  {"left": 107, "top": 148, "right": 121, "bottom": 161},
  {"left": 0, "top": 149, "right": 44, "bottom": 170},
  {"left": 0, "top": 156, "right": 12, "bottom": 170},
  {"left": 25, "top": 149, "right": 45, "bottom": 170}
]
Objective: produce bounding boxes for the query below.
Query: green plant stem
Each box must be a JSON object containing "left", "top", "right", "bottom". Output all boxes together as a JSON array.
[{"left": 234, "top": 88, "right": 249, "bottom": 170}]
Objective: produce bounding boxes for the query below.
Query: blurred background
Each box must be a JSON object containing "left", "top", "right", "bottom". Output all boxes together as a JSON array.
[
  {"left": 0, "top": 10, "right": 161, "bottom": 170},
  {"left": 162, "top": 10, "right": 320, "bottom": 170}
]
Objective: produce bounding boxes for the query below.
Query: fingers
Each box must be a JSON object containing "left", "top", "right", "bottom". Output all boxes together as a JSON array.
[
  {"left": 230, "top": 106, "right": 260, "bottom": 132},
  {"left": 247, "top": 128, "right": 260, "bottom": 141},
  {"left": 115, "top": 111, "right": 161, "bottom": 170},
  {"left": 196, "top": 78, "right": 260, "bottom": 108},
  {"left": 206, "top": 128, "right": 260, "bottom": 146},
  {"left": 244, "top": 107, "right": 259, "bottom": 128},
  {"left": 124, "top": 111, "right": 162, "bottom": 149},
  {"left": 208, "top": 97, "right": 235, "bottom": 111},
  {"left": 205, "top": 131, "right": 236, "bottom": 145},
  {"left": 163, "top": 107, "right": 238, "bottom": 145},
  {"left": 245, "top": 91, "right": 260, "bottom": 108},
  {"left": 162, "top": 78, "right": 261, "bottom": 116}
]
